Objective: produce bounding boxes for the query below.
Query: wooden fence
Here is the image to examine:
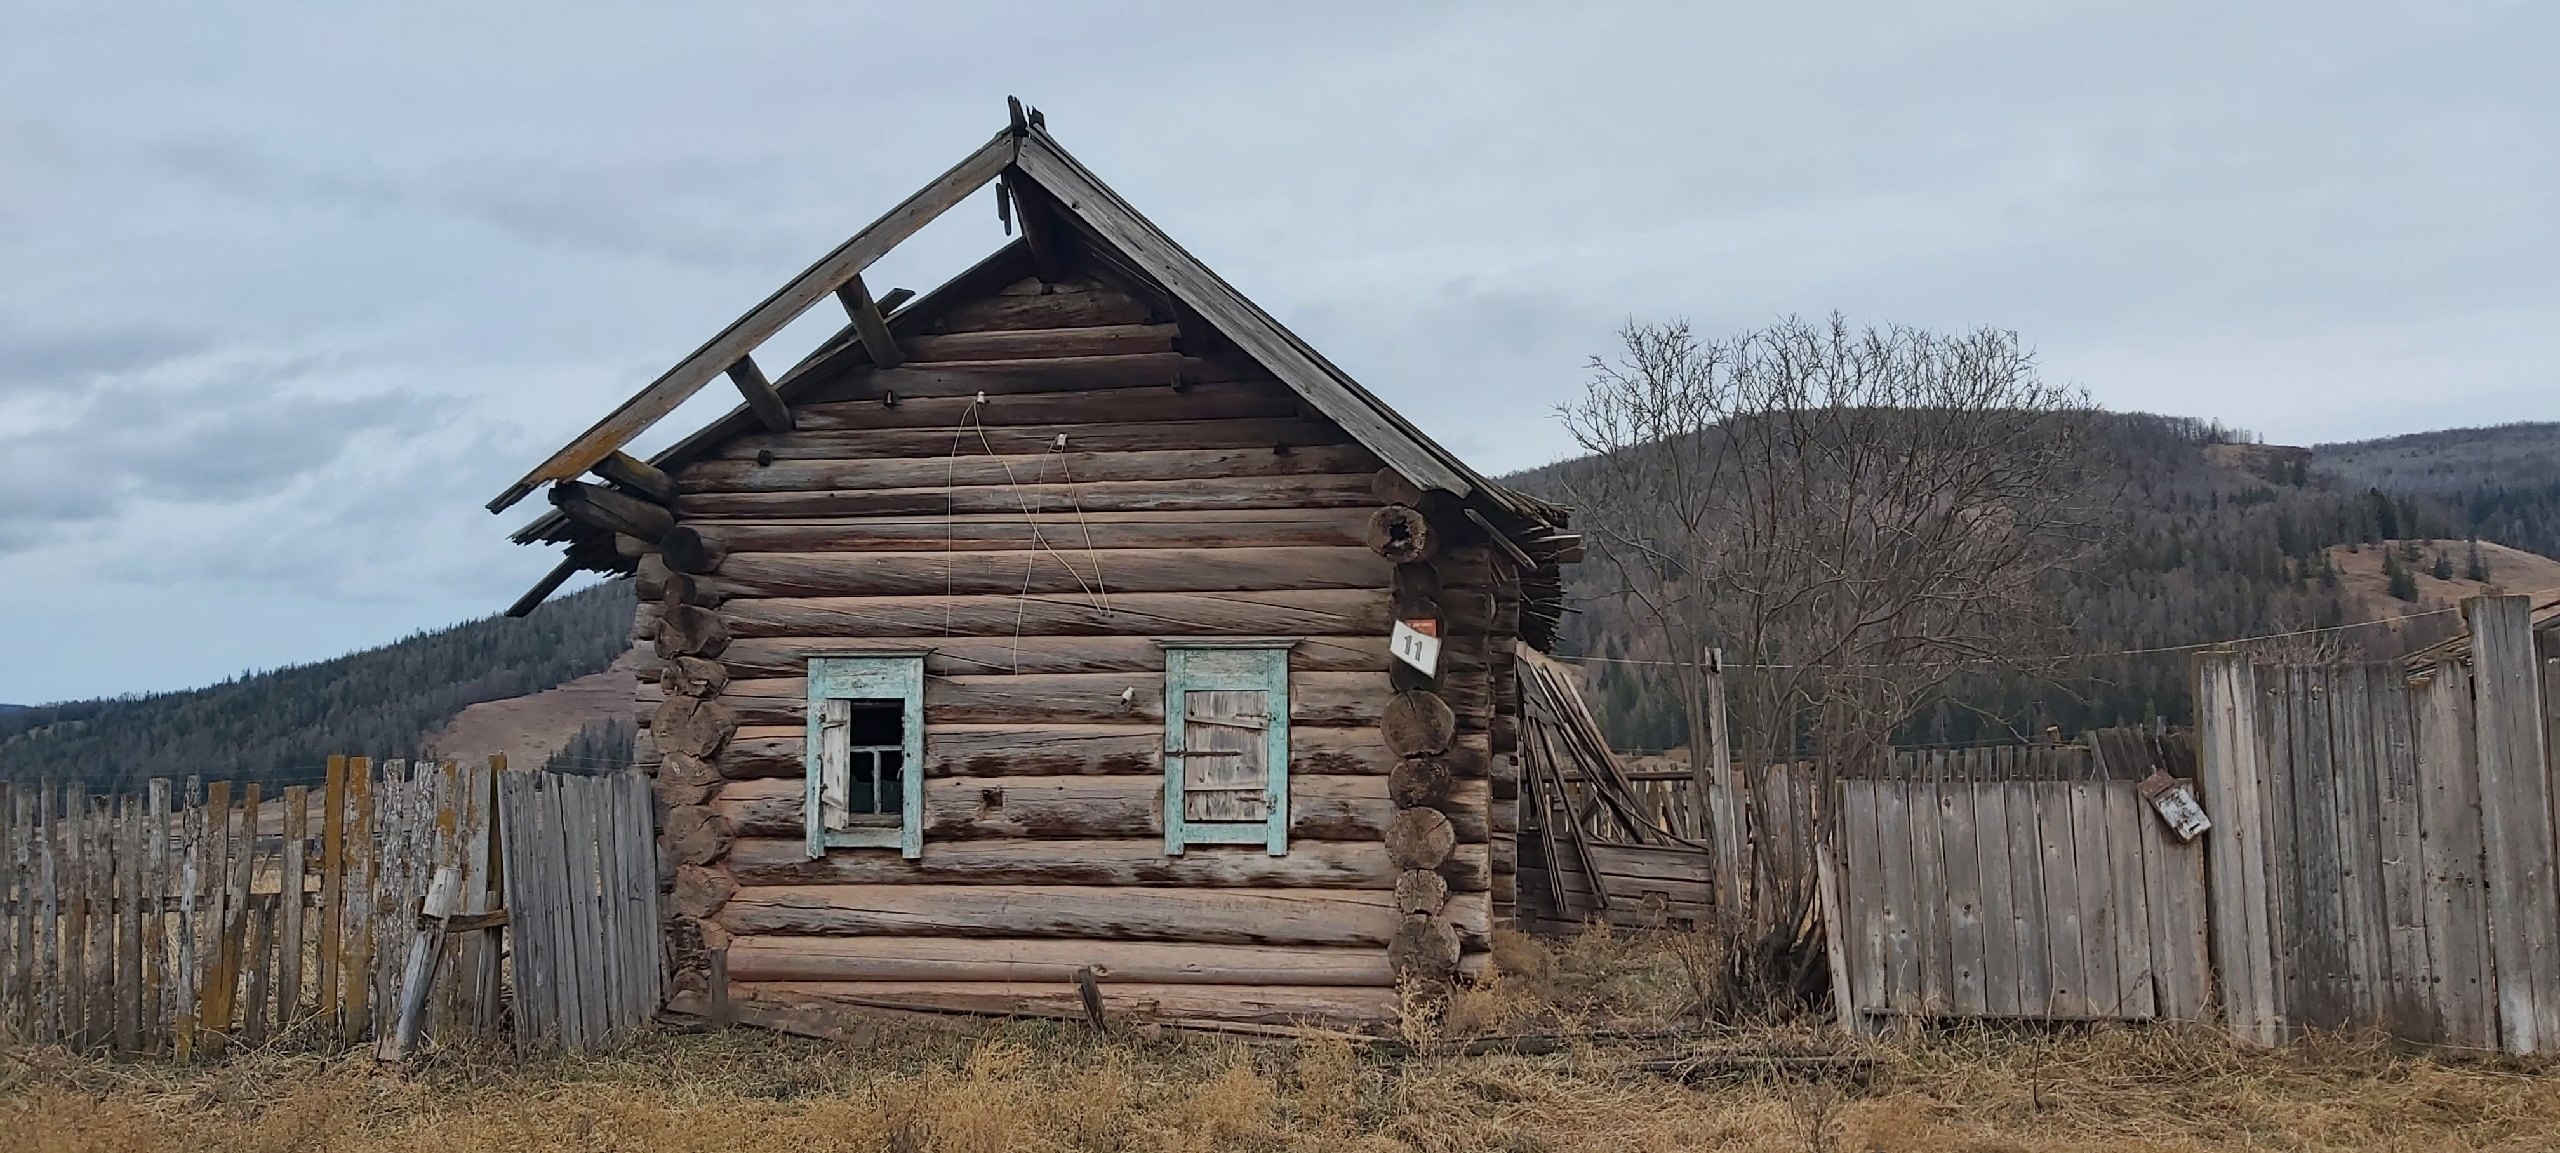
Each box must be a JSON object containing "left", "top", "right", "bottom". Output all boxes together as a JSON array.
[
  {"left": 2197, "top": 595, "right": 2557, "bottom": 1053},
  {"left": 499, "top": 769, "right": 662, "bottom": 1053},
  {"left": 1834, "top": 770, "right": 2211, "bottom": 1026},
  {"left": 0, "top": 760, "right": 667, "bottom": 1059}
]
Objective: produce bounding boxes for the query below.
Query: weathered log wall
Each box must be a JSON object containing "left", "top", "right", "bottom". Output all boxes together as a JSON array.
[{"left": 624, "top": 271, "right": 1513, "bottom": 1029}]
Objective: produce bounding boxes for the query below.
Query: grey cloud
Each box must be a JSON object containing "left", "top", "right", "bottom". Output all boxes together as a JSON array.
[
  {"left": 0, "top": 321, "right": 210, "bottom": 395},
  {"left": 0, "top": 356, "right": 452, "bottom": 552}
]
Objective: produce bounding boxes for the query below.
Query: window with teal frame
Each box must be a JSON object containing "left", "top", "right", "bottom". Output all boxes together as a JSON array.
[
  {"left": 1157, "top": 639, "right": 1296, "bottom": 856},
  {"left": 804, "top": 653, "right": 926, "bottom": 859}
]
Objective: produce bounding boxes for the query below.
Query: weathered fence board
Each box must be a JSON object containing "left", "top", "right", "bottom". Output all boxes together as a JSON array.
[
  {"left": 0, "top": 757, "right": 509, "bottom": 1057},
  {"left": 499, "top": 770, "right": 661, "bottom": 1054}
]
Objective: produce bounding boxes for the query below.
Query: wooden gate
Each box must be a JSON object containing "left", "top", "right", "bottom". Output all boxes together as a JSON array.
[
  {"left": 1833, "top": 748, "right": 2212, "bottom": 1026},
  {"left": 2196, "top": 595, "right": 2554, "bottom": 1053},
  {"left": 498, "top": 769, "right": 662, "bottom": 1052}
]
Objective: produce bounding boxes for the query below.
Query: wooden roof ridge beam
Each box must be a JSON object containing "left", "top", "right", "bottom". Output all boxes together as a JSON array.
[
  {"left": 1001, "top": 172, "right": 1071, "bottom": 284},
  {"left": 486, "top": 128, "right": 1017, "bottom": 513},
  {"left": 726, "top": 354, "right": 794, "bottom": 433},
  {"left": 834, "top": 274, "right": 905, "bottom": 369}
]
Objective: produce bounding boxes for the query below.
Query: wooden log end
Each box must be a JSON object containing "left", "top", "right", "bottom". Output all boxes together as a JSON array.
[
  {"left": 664, "top": 805, "right": 737, "bottom": 867},
  {"left": 662, "top": 526, "right": 731, "bottom": 576},
  {"left": 1365, "top": 505, "right": 1436, "bottom": 564},
  {"left": 665, "top": 655, "right": 732, "bottom": 699},
  {"left": 672, "top": 864, "right": 740, "bottom": 920},
  {"left": 1383, "top": 690, "right": 1457, "bottom": 757},
  {"left": 1386, "top": 806, "right": 1456, "bottom": 871},
  {"left": 1388, "top": 755, "right": 1455, "bottom": 808},
  {"left": 1393, "top": 869, "right": 1451, "bottom": 917},
  {"left": 1388, "top": 914, "right": 1461, "bottom": 980}
]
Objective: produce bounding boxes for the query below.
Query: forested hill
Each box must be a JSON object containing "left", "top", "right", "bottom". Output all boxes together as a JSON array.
[
  {"left": 2311, "top": 422, "right": 2560, "bottom": 559},
  {"left": 1509, "top": 414, "right": 2560, "bottom": 750},
  {"left": 0, "top": 580, "right": 634, "bottom": 793}
]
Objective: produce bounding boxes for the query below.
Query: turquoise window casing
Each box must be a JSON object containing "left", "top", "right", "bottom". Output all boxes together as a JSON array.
[
  {"left": 803, "top": 652, "right": 927, "bottom": 860},
  {"left": 1157, "top": 639, "right": 1297, "bottom": 857}
]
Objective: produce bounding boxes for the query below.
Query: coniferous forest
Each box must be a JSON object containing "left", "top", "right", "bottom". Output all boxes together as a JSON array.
[{"left": 0, "top": 581, "right": 634, "bottom": 792}]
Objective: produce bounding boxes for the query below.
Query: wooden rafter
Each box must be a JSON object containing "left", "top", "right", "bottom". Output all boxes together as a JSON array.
[
  {"left": 834, "top": 274, "right": 905, "bottom": 369},
  {"left": 1002, "top": 172, "right": 1071, "bottom": 283},
  {"left": 485, "top": 129, "right": 1016, "bottom": 513},
  {"left": 725, "top": 354, "right": 793, "bottom": 433}
]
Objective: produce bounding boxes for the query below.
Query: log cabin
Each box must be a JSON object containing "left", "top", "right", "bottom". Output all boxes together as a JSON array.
[{"left": 489, "top": 102, "right": 1579, "bottom": 1031}]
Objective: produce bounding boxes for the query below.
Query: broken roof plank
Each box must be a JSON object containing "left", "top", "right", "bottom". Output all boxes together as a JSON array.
[
  {"left": 1009, "top": 130, "right": 1475, "bottom": 500},
  {"left": 485, "top": 129, "right": 1017, "bottom": 512}
]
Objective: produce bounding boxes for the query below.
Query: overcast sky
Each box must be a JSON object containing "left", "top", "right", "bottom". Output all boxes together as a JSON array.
[{"left": 2, "top": 2, "right": 2553, "bottom": 703}]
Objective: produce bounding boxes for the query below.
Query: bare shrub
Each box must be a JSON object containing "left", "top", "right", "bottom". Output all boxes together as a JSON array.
[{"left": 1558, "top": 315, "right": 2100, "bottom": 1015}]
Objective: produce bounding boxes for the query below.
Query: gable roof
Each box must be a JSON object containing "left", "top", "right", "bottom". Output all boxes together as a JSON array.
[{"left": 495, "top": 103, "right": 1572, "bottom": 639}]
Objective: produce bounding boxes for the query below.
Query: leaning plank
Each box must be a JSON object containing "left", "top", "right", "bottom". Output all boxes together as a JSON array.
[{"left": 377, "top": 866, "right": 462, "bottom": 1063}]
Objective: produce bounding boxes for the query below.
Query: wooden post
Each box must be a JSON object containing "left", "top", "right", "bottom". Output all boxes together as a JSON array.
[
  {"left": 344, "top": 757, "right": 375, "bottom": 1042},
  {"left": 278, "top": 784, "right": 307, "bottom": 1034},
  {"left": 317, "top": 755, "right": 347, "bottom": 1041},
  {"left": 1697, "top": 649, "right": 1745, "bottom": 923}
]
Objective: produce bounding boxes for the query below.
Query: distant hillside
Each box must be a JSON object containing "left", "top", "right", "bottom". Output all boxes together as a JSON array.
[
  {"left": 1511, "top": 414, "right": 2560, "bottom": 749},
  {"left": 0, "top": 580, "right": 636, "bottom": 793},
  {"left": 2314, "top": 422, "right": 2560, "bottom": 559}
]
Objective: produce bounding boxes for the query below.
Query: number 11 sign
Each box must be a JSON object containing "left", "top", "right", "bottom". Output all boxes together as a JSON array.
[{"left": 1390, "top": 618, "right": 1441, "bottom": 677}]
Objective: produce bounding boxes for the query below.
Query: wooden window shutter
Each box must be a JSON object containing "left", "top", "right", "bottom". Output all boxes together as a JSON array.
[
  {"left": 1159, "top": 640, "right": 1296, "bottom": 856},
  {"left": 803, "top": 652, "right": 927, "bottom": 860}
]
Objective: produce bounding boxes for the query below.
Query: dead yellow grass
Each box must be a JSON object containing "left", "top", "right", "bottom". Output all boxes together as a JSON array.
[
  {"left": 7, "top": 932, "right": 2556, "bottom": 1153},
  {"left": 10, "top": 1017, "right": 2555, "bottom": 1153}
]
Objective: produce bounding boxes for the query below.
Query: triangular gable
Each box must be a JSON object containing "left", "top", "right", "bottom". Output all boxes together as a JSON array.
[{"left": 495, "top": 102, "right": 1572, "bottom": 625}]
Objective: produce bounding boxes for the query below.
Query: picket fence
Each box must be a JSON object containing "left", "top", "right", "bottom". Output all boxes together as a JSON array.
[{"left": 0, "top": 757, "right": 660, "bottom": 1058}]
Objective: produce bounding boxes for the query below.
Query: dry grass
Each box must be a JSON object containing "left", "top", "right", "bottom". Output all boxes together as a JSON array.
[{"left": 8, "top": 932, "right": 2557, "bottom": 1152}]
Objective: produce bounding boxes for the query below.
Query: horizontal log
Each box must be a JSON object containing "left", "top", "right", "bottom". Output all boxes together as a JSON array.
[
  {"left": 676, "top": 546, "right": 1388, "bottom": 599},
  {"left": 667, "top": 508, "right": 1371, "bottom": 550},
  {"left": 691, "top": 671, "right": 1392, "bottom": 726},
  {"left": 726, "top": 936, "right": 1392, "bottom": 986},
  {"left": 679, "top": 445, "right": 1381, "bottom": 495},
  {"left": 799, "top": 354, "right": 1265, "bottom": 406},
  {"left": 930, "top": 288, "right": 1149, "bottom": 332},
  {"left": 716, "top": 722, "right": 1396, "bottom": 778},
  {"left": 713, "top": 773, "right": 1491, "bottom": 843},
  {"left": 793, "top": 380, "right": 1300, "bottom": 430},
  {"left": 717, "top": 883, "right": 1490, "bottom": 949},
  {"left": 714, "top": 589, "right": 1472, "bottom": 639},
  {"left": 728, "top": 979, "right": 1396, "bottom": 1028},
  {"left": 674, "top": 475, "right": 1381, "bottom": 519},
  {"left": 711, "top": 721, "right": 1477, "bottom": 781},
  {"left": 715, "top": 635, "right": 1390, "bottom": 678},
  {"left": 901, "top": 323, "right": 1175, "bottom": 362},
  {"left": 725, "top": 836, "right": 1489, "bottom": 891},
  {"left": 708, "top": 418, "right": 1353, "bottom": 462}
]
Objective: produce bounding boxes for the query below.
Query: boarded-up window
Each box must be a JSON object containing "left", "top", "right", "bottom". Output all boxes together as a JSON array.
[
  {"left": 804, "top": 653, "right": 925, "bottom": 859},
  {"left": 1159, "top": 641, "right": 1295, "bottom": 856}
]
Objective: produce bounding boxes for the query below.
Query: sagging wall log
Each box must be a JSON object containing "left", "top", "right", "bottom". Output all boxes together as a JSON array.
[{"left": 627, "top": 273, "right": 1509, "bottom": 1027}]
